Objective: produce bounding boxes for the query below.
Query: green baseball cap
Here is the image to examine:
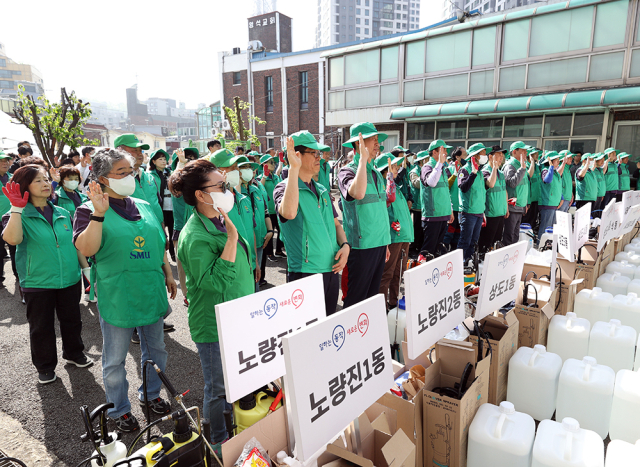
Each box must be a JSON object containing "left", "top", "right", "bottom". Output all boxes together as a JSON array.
[
  {"left": 604, "top": 147, "right": 619, "bottom": 156},
  {"left": 428, "top": 140, "right": 452, "bottom": 153},
  {"left": 237, "top": 155, "right": 260, "bottom": 170},
  {"left": 290, "top": 130, "right": 331, "bottom": 152},
  {"left": 150, "top": 149, "right": 170, "bottom": 161},
  {"left": 510, "top": 141, "right": 527, "bottom": 153},
  {"left": 260, "top": 153, "right": 278, "bottom": 165},
  {"left": 342, "top": 122, "right": 388, "bottom": 148},
  {"left": 594, "top": 152, "right": 606, "bottom": 161},
  {"left": 209, "top": 148, "right": 245, "bottom": 168},
  {"left": 545, "top": 151, "right": 561, "bottom": 162},
  {"left": 0, "top": 151, "right": 11, "bottom": 161},
  {"left": 184, "top": 147, "right": 200, "bottom": 159},
  {"left": 467, "top": 142, "right": 487, "bottom": 157},
  {"left": 415, "top": 150, "right": 430, "bottom": 162},
  {"left": 247, "top": 151, "right": 262, "bottom": 157},
  {"left": 581, "top": 153, "right": 593, "bottom": 162},
  {"left": 618, "top": 152, "right": 630, "bottom": 161},
  {"left": 392, "top": 145, "right": 409, "bottom": 153},
  {"left": 526, "top": 146, "right": 540, "bottom": 155},
  {"left": 114, "top": 133, "right": 150, "bottom": 150},
  {"left": 374, "top": 153, "right": 403, "bottom": 171},
  {"left": 558, "top": 149, "right": 574, "bottom": 158}
]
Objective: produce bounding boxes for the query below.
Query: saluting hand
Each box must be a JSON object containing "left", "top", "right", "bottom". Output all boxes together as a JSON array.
[
  {"left": 286, "top": 137, "right": 302, "bottom": 171},
  {"left": 176, "top": 149, "right": 186, "bottom": 165},
  {"left": 438, "top": 147, "right": 447, "bottom": 165},
  {"left": 358, "top": 133, "right": 370, "bottom": 165},
  {"left": 2, "top": 181, "right": 29, "bottom": 208},
  {"left": 87, "top": 181, "right": 109, "bottom": 216},
  {"left": 220, "top": 208, "right": 238, "bottom": 242},
  {"left": 49, "top": 167, "right": 60, "bottom": 183}
]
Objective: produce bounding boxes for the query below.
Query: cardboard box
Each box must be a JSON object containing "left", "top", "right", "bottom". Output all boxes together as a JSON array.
[
  {"left": 520, "top": 261, "right": 551, "bottom": 282},
  {"left": 513, "top": 280, "right": 556, "bottom": 348},
  {"left": 422, "top": 341, "right": 490, "bottom": 467},
  {"left": 466, "top": 310, "right": 519, "bottom": 405},
  {"left": 599, "top": 239, "right": 616, "bottom": 274}
]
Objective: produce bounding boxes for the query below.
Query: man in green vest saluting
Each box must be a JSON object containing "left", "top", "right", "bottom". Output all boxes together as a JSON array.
[
  {"left": 523, "top": 146, "right": 542, "bottom": 231},
  {"left": 538, "top": 151, "right": 564, "bottom": 235},
  {"left": 274, "top": 131, "right": 350, "bottom": 315},
  {"left": 603, "top": 148, "right": 619, "bottom": 207},
  {"left": 502, "top": 141, "right": 530, "bottom": 246},
  {"left": 575, "top": 153, "right": 597, "bottom": 210},
  {"left": 409, "top": 150, "right": 428, "bottom": 254},
  {"left": 593, "top": 152, "right": 607, "bottom": 217},
  {"left": 338, "top": 122, "right": 391, "bottom": 308},
  {"left": 617, "top": 152, "right": 631, "bottom": 202},
  {"left": 558, "top": 150, "right": 574, "bottom": 213},
  {"left": 457, "top": 143, "right": 487, "bottom": 263},
  {"left": 478, "top": 145, "right": 508, "bottom": 253}
]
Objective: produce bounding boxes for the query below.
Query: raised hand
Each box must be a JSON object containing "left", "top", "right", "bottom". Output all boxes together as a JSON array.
[
  {"left": 220, "top": 207, "right": 238, "bottom": 241},
  {"left": 286, "top": 137, "right": 302, "bottom": 171},
  {"left": 87, "top": 181, "right": 109, "bottom": 215},
  {"left": 49, "top": 167, "right": 60, "bottom": 183},
  {"left": 438, "top": 147, "right": 447, "bottom": 165},
  {"left": 358, "top": 133, "right": 370, "bottom": 163},
  {"left": 2, "top": 181, "right": 28, "bottom": 208},
  {"left": 176, "top": 149, "right": 186, "bottom": 165}
]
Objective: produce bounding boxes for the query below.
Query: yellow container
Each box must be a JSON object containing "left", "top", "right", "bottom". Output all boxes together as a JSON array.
[{"left": 233, "top": 392, "right": 281, "bottom": 435}]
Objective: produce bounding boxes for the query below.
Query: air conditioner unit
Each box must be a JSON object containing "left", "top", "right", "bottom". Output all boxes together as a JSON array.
[
  {"left": 248, "top": 40, "right": 263, "bottom": 50},
  {"left": 221, "top": 120, "right": 231, "bottom": 131},
  {"left": 212, "top": 120, "right": 222, "bottom": 129}
]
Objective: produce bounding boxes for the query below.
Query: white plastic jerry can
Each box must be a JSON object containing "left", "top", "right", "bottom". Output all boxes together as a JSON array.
[
  {"left": 626, "top": 278, "right": 640, "bottom": 296},
  {"left": 609, "top": 293, "right": 640, "bottom": 335},
  {"left": 555, "top": 357, "right": 615, "bottom": 440},
  {"left": 605, "top": 439, "right": 640, "bottom": 466},
  {"left": 547, "top": 312, "right": 590, "bottom": 362},
  {"left": 595, "top": 272, "right": 631, "bottom": 297},
  {"left": 467, "top": 401, "right": 535, "bottom": 467},
  {"left": 506, "top": 345, "right": 562, "bottom": 421},
  {"left": 588, "top": 319, "right": 637, "bottom": 373},
  {"left": 609, "top": 367, "right": 640, "bottom": 444},
  {"left": 532, "top": 418, "right": 604, "bottom": 467},
  {"left": 573, "top": 288, "right": 613, "bottom": 326},
  {"left": 615, "top": 251, "right": 640, "bottom": 267},
  {"left": 605, "top": 260, "right": 637, "bottom": 280},
  {"left": 623, "top": 242, "right": 640, "bottom": 255}
]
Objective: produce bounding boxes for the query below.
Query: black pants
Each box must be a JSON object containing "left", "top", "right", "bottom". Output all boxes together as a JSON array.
[
  {"left": 575, "top": 200, "right": 594, "bottom": 211},
  {"left": 410, "top": 210, "right": 423, "bottom": 253},
  {"left": 523, "top": 201, "right": 539, "bottom": 231},
  {"left": 265, "top": 213, "right": 284, "bottom": 256},
  {"left": 163, "top": 210, "right": 175, "bottom": 258},
  {"left": 287, "top": 271, "right": 340, "bottom": 316},
  {"left": 615, "top": 192, "right": 623, "bottom": 202},
  {"left": 344, "top": 245, "right": 386, "bottom": 309},
  {"left": 603, "top": 191, "right": 616, "bottom": 209},
  {"left": 502, "top": 210, "right": 523, "bottom": 246},
  {"left": 478, "top": 216, "right": 505, "bottom": 253},
  {"left": 594, "top": 197, "right": 603, "bottom": 218},
  {"left": 24, "top": 281, "right": 84, "bottom": 372},
  {"left": 420, "top": 219, "right": 448, "bottom": 256},
  {"left": 3, "top": 244, "right": 17, "bottom": 284}
]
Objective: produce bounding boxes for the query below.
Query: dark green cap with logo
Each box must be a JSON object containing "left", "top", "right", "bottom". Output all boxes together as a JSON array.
[
  {"left": 114, "top": 133, "right": 150, "bottom": 150},
  {"left": 209, "top": 148, "right": 245, "bottom": 168},
  {"left": 342, "top": 122, "right": 388, "bottom": 148}
]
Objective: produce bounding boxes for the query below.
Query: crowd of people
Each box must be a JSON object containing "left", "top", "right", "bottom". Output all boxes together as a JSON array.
[{"left": 0, "top": 126, "right": 636, "bottom": 453}]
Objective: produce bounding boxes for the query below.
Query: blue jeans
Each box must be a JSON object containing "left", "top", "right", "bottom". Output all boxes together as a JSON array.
[
  {"left": 99, "top": 314, "right": 167, "bottom": 418},
  {"left": 195, "top": 342, "right": 232, "bottom": 444},
  {"left": 538, "top": 208, "right": 557, "bottom": 237},
  {"left": 255, "top": 247, "right": 263, "bottom": 292},
  {"left": 457, "top": 213, "right": 483, "bottom": 262},
  {"left": 559, "top": 200, "right": 571, "bottom": 212}
]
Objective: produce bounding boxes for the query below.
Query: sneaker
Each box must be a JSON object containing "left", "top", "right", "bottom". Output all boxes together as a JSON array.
[
  {"left": 259, "top": 279, "right": 267, "bottom": 286},
  {"left": 85, "top": 285, "right": 97, "bottom": 303},
  {"left": 131, "top": 329, "right": 140, "bottom": 344},
  {"left": 38, "top": 371, "right": 57, "bottom": 384},
  {"left": 212, "top": 439, "right": 227, "bottom": 463},
  {"left": 163, "top": 322, "right": 175, "bottom": 332},
  {"left": 274, "top": 251, "right": 287, "bottom": 258},
  {"left": 65, "top": 354, "right": 94, "bottom": 368},
  {"left": 183, "top": 298, "right": 189, "bottom": 307},
  {"left": 267, "top": 255, "right": 277, "bottom": 262},
  {"left": 139, "top": 397, "right": 171, "bottom": 414},
  {"left": 114, "top": 412, "right": 140, "bottom": 433}
]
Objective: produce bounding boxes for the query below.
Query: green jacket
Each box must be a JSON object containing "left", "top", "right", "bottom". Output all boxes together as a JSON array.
[
  {"left": 605, "top": 163, "right": 619, "bottom": 193},
  {"left": 576, "top": 168, "right": 597, "bottom": 201},
  {"left": 482, "top": 166, "right": 507, "bottom": 217},
  {"left": 0, "top": 173, "right": 13, "bottom": 216},
  {"left": 172, "top": 195, "right": 193, "bottom": 233},
  {"left": 459, "top": 161, "right": 486, "bottom": 215},
  {"left": 147, "top": 169, "right": 164, "bottom": 197},
  {"left": 134, "top": 170, "right": 163, "bottom": 224},
  {"left": 178, "top": 211, "right": 254, "bottom": 343},
  {"left": 318, "top": 159, "right": 331, "bottom": 191},
  {"left": 446, "top": 165, "right": 460, "bottom": 212},
  {"left": 594, "top": 167, "right": 606, "bottom": 198},
  {"left": 242, "top": 183, "right": 268, "bottom": 246},
  {"left": 388, "top": 189, "right": 414, "bottom": 243},
  {"left": 619, "top": 163, "right": 631, "bottom": 191},
  {"left": 529, "top": 163, "right": 541, "bottom": 202},
  {"left": 16, "top": 202, "right": 80, "bottom": 289},
  {"left": 54, "top": 185, "right": 88, "bottom": 218},
  {"left": 259, "top": 173, "right": 282, "bottom": 215},
  {"left": 539, "top": 167, "right": 563, "bottom": 207},
  {"left": 228, "top": 189, "right": 256, "bottom": 270},
  {"left": 421, "top": 159, "right": 451, "bottom": 218},
  {"left": 561, "top": 162, "right": 573, "bottom": 202}
]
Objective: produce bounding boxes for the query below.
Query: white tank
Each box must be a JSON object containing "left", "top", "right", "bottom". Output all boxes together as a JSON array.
[
  {"left": 605, "top": 440, "right": 640, "bottom": 467},
  {"left": 532, "top": 418, "right": 604, "bottom": 467},
  {"left": 467, "top": 401, "right": 535, "bottom": 467},
  {"left": 635, "top": 333, "right": 640, "bottom": 371},
  {"left": 387, "top": 305, "right": 406, "bottom": 364},
  {"left": 623, "top": 242, "right": 640, "bottom": 254},
  {"left": 635, "top": 268, "right": 640, "bottom": 280},
  {"left": 615, "top": 251, "right": 640, "bottom": 266},
  {"left": 609, "top": 367, "right": 640, "bottom": 443},
  {"left": 605, "top": 261, "right": 637, "bottom": 280},
  {"left": 609, "top": 293, "right": 640, "bottom": 335},
  {"left": 555, "top": 357, "right": 615, "bottom": 440},
  {"left": 547, "top": 312, "right": 591, "bottom": 362},
  {"left": 519, "top": 223, "right": 534, "bottom": 252},
  {"left": 595, "top": 272, "right": 631, "bottom": 297},
  {"left": 573, "top": 288, "right": 613, "bottom": 325},
  {"left": 539, "top": 228, "right": 554, "bottom": 252},
  {"left": 507, "top": 345, "right": 562, "bottom": 421},
  {"left": 588, "top": 320, "right": 637, "bottom": 373},
  {"left": 626, "top": 278, "right": 640, "bottom": 296}
]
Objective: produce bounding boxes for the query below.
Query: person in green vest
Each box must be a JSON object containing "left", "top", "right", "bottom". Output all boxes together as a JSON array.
[
  {"left": 443, "top": 147, "right": 465, "bottom": 250},
  {"left": 592, "top": 153, "right": 607, "bottom": 217},
  {"left": 457, "top": 143, "right": 487, "bottom": 263},
  {"left": 558, "top": 150, "right": 574, "bottom": 212},
  {"left": 575, "top": 153, "right": 597, "bottom": 210},
  {"left": 317, "top": 150, "right": 332, "bottom": 191},
  {"left": 502, "top": 141, "right": 531, "bottom": 246},
  {"left": 2, "top": 165, "right": 91, "bottom": 384},
  {"left": 603, "top": 148, "right": 619, "bottom": 207},
  {"left": 54, "top": 166, "right": 89, "bottom": 218},
  {"left": 169, "top": 159, "right": 254, "bottom": 451},
  {"left": 419, "top": 140, "right": 454, "bottom": 259},
  {"left": 74, "top": 149, "right": 177, "bottom": 432},
  {"left": 274, "top": 132, "right": 349, "bottom": 315},
  {"left": 338, "top": 122, "right": 391, "bottom": 308},
  {"left": 478, "top": 146, "right": 508, "bottom": 253},
  {"left": 617, "top": 152, "right": 631, "bottom": 202},
  {"left": 409, "top": 150, "right": 428, "bottom": 255},
  {"left": 538, "top": 151, "right": 565, "bottom": 236},
  {"left": 0, "top": 152, "right": 14, "bottom": 286},
  {"left": 390, "top": 145, "right": 413, "bottom": 211},
  {"left": 148, "top": 149, "right": 176, "bottom": 260},
  {"left": 259, "top": 153, "right": 285, "bottom": 260},
  {"left": 523, "top": 147, "right": 542, "bottom": 231}
]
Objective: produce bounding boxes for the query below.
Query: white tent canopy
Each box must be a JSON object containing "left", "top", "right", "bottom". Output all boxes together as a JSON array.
[{"left": 0, "top": 110, "right": 40, "bottom": 156}]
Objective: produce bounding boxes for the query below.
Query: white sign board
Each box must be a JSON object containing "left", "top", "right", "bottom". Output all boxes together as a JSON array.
[
  {"left": 622, "top": 191, "right": 640, "bottom": 217},
  {"left": 216, "top": 274, "right": 326, "bottom": 402},
  {"left": 404, "top": 249, "right": 465, "bottom": 360},
  {"left": 282, "top": 295, "right": 393, "bottom": 461},
  {"left": 597, "top": 200, "right": 623, "bottom": 252},
  {"left": 554, "top": 211, "right": 574, "bottom": 261},
  {"left": 476, "top": 241, "right": 528, "bottom": 320},
  {"left": 574, "top": 202, "right": 591, "bottom": 254},
  {"left": 620, "top": 203, "right": 640, "bottom": 236}
]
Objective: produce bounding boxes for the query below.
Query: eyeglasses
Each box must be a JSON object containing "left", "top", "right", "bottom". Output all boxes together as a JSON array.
[
  {"left": 201, "top": 181, "right": 230, "bottom": 193},
  {"left": 302, "top": 150, "right": 321, "bottom": 158}
]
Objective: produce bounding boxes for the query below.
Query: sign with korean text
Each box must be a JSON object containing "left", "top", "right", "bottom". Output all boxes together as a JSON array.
[
  {"left": 574, "top": 202, "right": 591, "bottom": 254},
  {"left": 620, "top": 203, "right": 640, "bottom": 236},
  {"left": 597, "top": 200, "right": 623, "bottom": 251},
  {"left": 216, "top": 274, "right": 325, "bottom": 402},
  {"left": 622, "top": 191, "right": 640, "bottom": 217},
  {"left": 404, "top": 249, "right": 465, "bottom": 360},
  {"left": 282, "top": 295, "right": 393, "bottom": 461},
  {"left": 476, "top": 241, "right": 528, "bottom": 320},
  {"left": 555, "top": 211, "right": 574, "bottom": 261}
]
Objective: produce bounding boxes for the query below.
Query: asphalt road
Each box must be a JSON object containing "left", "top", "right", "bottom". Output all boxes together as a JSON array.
[{"left": 0, "top": 252, "right": 291, "bottom": 466}]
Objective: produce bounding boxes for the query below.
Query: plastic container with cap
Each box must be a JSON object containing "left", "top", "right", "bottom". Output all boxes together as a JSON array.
[
  {"left": 609, "top": 293, "right": 640, "bottom": 335},
  {"left": 588, "top": 320, "right": 637, "bottom": 373},
  {"left": 233, "top": 392, "right": 281, "bottom": 434},
  {"left": 605, "top": 440, "right": 640, "bottom": 467},
  {"left": 595, "top": 273, "right": 631, "bottom": 297},
  {"left": 635, "top": 333, "right": 640, "bottom": 371},
  {"left": 605, "top": 261, "right": 637, "bottom": 280},
  {"left": 532, "top": 418, "right": 604, "bottom": 467},
  {"left": 623, "top": 242, "right": 640, "bottom": 255},
  {"left": 547, "top": 312, "right": 591, "bottom": 362},
  {"left": 626, "top": 278, "right": 640, "bottom": 296},
  {"left": 615, "top": 251, "right": 640, "bottom": 266},
  {"left": 539, "top": 227, "right": 554, "bottom": 251},
  {"left": 519, "top": 223, "right": 534, "bottom": 252},
  {"left": 609, "top": 366, "right": 640, "bottom": 443},
  {"left": 555, "top": 357, "right": 615, "bottom": 439},
  {"left": 507, "top": 345, "right": 562, "bottom": 421},
  {"left": 573, "top": 288, "right": 613, "bottom": 326},
  {"left": 467, "top": 401, "right": 535, "bottom": 467}
]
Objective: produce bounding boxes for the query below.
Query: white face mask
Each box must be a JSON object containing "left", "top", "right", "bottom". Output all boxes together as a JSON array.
[
  {"left": 479, "top": 155, "right": 489, "bottom": 166},
  {"left": 207, "top": 190, "right": 235, "bottom": 213},
  {"left": 225, "top": 170, "right": 240, "bottom": 188},
  {"left": 64, "top": 180, "right": 80, "bottom": 191},
  {"left": 240, "top": 168, "right": 254, "bottom": 182},
  {"left": 107, "top": 174, "right": 136, "bottom": 197},
  {"left": 407, "top": 156, "right": 416, "bottom": 164}
]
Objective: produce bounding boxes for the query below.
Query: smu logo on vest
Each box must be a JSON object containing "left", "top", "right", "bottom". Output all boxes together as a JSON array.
[{"left": 130, "top": 236, "right": 150, "bottom": 260}]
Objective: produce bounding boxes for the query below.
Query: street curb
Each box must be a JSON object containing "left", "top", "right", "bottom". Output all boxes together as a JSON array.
[{"left": 0, "top": 411, "right": 65, "bottom": 466}]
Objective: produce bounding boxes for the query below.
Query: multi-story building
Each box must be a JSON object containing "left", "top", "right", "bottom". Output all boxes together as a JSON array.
[
  {"left": 316, "top": 0, "right": 422, "bottom": 47},
  {"left": 0, "top": 42, "right": 44, "bottom": 99},
  {"left": 85, "top": 101, "right": 126, "bottom": 129},
  {"left": 443, "top": 0, "right": 540, "bottom": 20}
]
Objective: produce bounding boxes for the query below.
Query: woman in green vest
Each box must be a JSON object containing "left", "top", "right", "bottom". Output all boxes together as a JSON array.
[
  {"left": 170, "top": 159, "right": 254, "bottom": 449},
  {"left": 457, "top": 143, "right": 487, "bottom": 263},
  {"left": 524, "top": 147, "right": 542, "bottom": 229},
  {"left": 409, "top": 151, "right": 427, "bottom": 254},
  {"left": 593, "top": 153, "right": 607, "bottom": 217},
  {"left": 478, "top": 146, "right": 508, "bottom": 253},
  {"left": 538, "top": 151, "right": 564, "bottom": 236},
  {"left": 2, "top": 165, "right": 91, "bottom": 385},
  {"left": 74, "top": 149, "right": 177, "bottom": 432},
  {"left": 575, "top": 153, "right": 597, "bottom": 210},
  {"left": 603, "top": 148, "right": 619, "bottom": 207},
  {"left": 147, "top": 149, "right": 176, "bottom": 261},
  {"left": 259, "top": 153, "right": 285, "bottom": 259},
  {"left": 558, "top": 151, "right": 574, "bottom": 212},
  {"left": 54, "top": 166, "right": 88, "bottom": 218},
  {"left": 617, "top": 152, "right": 631, "bottom": 202}
]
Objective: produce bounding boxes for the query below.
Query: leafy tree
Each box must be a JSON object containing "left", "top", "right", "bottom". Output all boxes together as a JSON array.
[
  {"left": 13, "top": 85, "right": 98, "bottom": 167},
  {"left": 216, "top": 97, "right": 265, "bottom": 151}
]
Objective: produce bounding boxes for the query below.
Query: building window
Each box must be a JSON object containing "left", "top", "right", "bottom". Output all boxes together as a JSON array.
[
  {"left": 0, "top": 80, "right": 15, "bottom": 88},
  {"left": 365, "top": 9, "right": 369, "bottom": 15},
  {"left": 335, "top": 6, "right": 340, "bottom": 13},
  {"left": 356, "top": 8, "right": 360, "bottom": 14},
  {"left": 233, "top": 72, "right": 241, "bottom": 85},
  {"left": 300, "top": 72, "right": 308, "bottom": 109},
  {"left": 265, "top": 76, "right": 274, "bottom": 112},
  {"left": 365, "top": 18, "right": 369, "bottom": 25},
  {"left": 356, "top": 27, "right": 361, "bottom": 33},
  {"left": 0, "top": 59, "right": 5, "bottom": 67},
  {"left": 356, "top": 18, "right": 361, "bottom": 24},
  {"left": 365, "top": 28, "right": 369, "bottom": 34}
]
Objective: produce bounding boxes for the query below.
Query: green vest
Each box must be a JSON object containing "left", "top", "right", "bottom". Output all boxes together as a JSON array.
[
  {"left": 388, "top": 189, "right": 414, "bottom": 243},
  {"left": 561, "top": 163, "right": 573, "bottom": 201},
  {"left": 576, "top": 168, "right": 597, "bottom": 201},
  {"left": 242, "top": 183, "right": 268, "bottom": 246},
  {"left": 134, "top": 170, "right": 163, "bottom": 224},
  {"left": 16, "top": 202, "right": 81, "bottom": 289},
  {"left": 539, "top": 167, "right": 563, "bottom": 207},
  {"left": 89, "top": 198, "right": 167, "bottom": 327},
  {"left": 619, "top": 163, "right": 631, "bottom": 191},
  {"left": 458, "top": 161, "right": 486, "bottom": 215},
  {"left": 446, "top": 165, "right": 460, "bottom": 212},
  {"left": 594, "top": 167, "right": 606, "bottom": 197},
  {"left": 54, "top": 185, "right": 88, "bottom": 218},
  {"left": 409, "top": 165, "right": 422, "bottom": 212},
  {"left": 277, "top": 178, "right": 338, "bottom": 273},
  {"left": 259, "top": 174, "right": 282, "bottom": 215},
  {"left": 529, "top": 163, "right": 541, "bottom": 202},
  {"left": 0, "top": 173, "right": 13, "bottom": 216},
  {"left": 396, "top": 166, "right": 412, "bottom": 204},
  {"left": 421, "top": 159, "right": 451, "bottom": 218},
  {"left": 505, "top": 158, "right": 529, "bottom": 208},
  {"left": 605, "top": 164, "right": 619, "bottom": 192},
  {"left": 483, "top": 167, "right": 507, "bottom": 217},
  {"left": 228, "top": 189, "right": 256, "bottom": 270},
  {"left": 340, "top": 155, "right": 391, "bottom": 249},
  {"left": 318, "top": 159, "right": 331, "bottom": 191},
  {"left": 147, "top": 169, "right": 163, "bottom": 197},
  {"left": 171, "top": 194, "right": 193, "bottom": 233}
]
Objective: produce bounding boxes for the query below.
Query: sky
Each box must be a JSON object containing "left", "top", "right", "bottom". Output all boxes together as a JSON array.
[{"left": 2, "top": 0, "right": 443, "bottom": 110}]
